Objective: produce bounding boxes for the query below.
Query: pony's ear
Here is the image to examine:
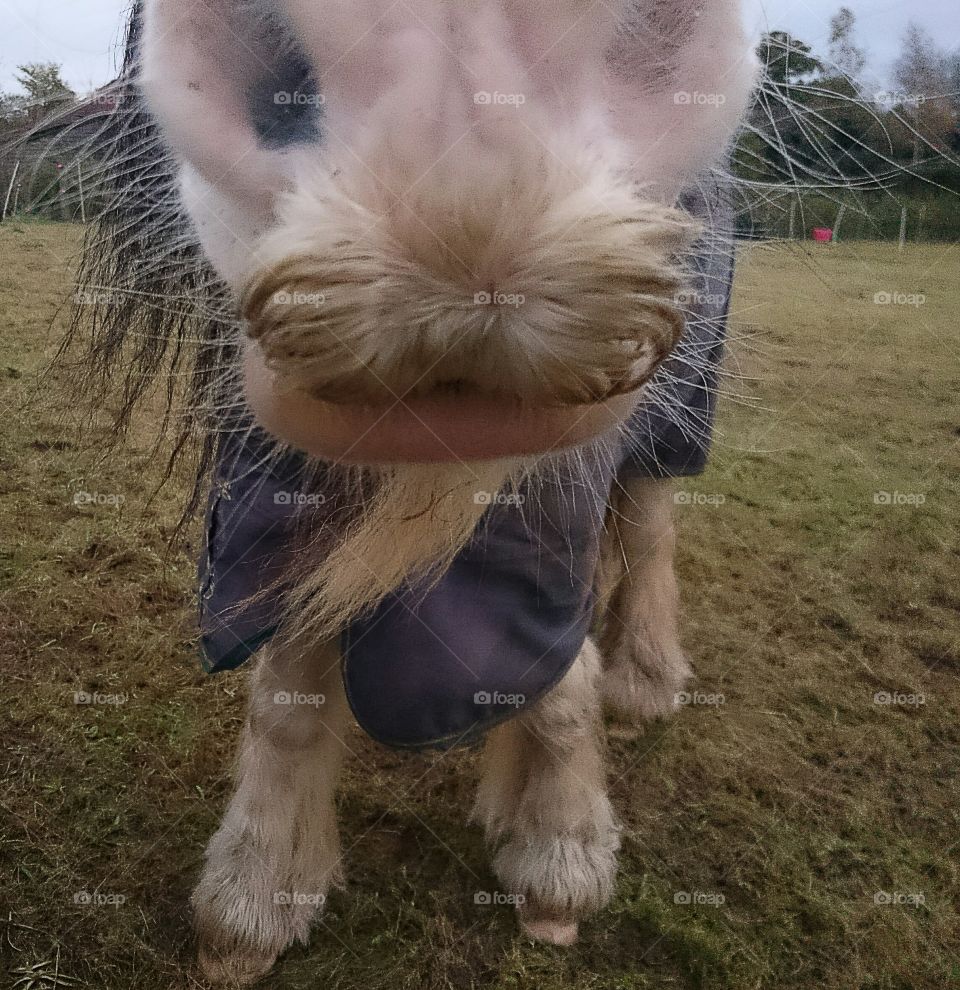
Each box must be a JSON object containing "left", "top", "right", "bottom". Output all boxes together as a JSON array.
[
  {"left": 605, "top": 0, "right": 760, "bottom": 197},
  {"left": 140, "top": 0, "right": 285, "bottom": 217},
  {"left": 608, "top": 0, "right": 698, "bottom": 82},
  {"left": 609, "top": 0, "right": 759, "bottom": 94}
]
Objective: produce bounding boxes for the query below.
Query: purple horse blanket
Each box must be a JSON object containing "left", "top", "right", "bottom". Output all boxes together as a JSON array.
[{"left": 199, "top": 179, "right": 735, "bottom": 750}]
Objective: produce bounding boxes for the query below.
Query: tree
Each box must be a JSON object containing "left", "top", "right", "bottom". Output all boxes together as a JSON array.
[
  {"left": 14, "top": 62, "right": 74, "bottom": 105},
  {"left": 828, "top": 7, "right": 866, "bottom": 82},
  {"left": 949, "top": 54, "right": 960, "bottom": 151},
  {"left": 743, "top": 32, "right": 829, "bottom": 183},
  {"left": 740, "top": 24, "right": 928, "bottom": 187},
  {"left": 1, "top": 62, "right": 74, "bottom": 129},
  {"left": 757, "top": 31, "right": 822, "bottom": 87},
  {"left": 892, "top": 23, "right": 956, "bottom": 157}
]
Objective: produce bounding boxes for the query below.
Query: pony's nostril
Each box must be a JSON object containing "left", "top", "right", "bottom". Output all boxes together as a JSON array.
[
  {"left": 244, "top": 257, "right": 686, "bottom": 410},
  {"left": 247, "top": 48, "right": 324, "bottom": 149}
]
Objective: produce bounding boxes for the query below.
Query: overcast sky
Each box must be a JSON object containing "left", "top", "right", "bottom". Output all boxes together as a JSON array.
[{"left": 1, "top": 0, "right": 958, "bottom": 95}]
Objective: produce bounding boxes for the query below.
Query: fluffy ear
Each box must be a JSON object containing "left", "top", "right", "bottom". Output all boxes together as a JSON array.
[
  {"left": 607, "top": 0, "right": 760, "bottom": 196},
  {"left": 139, "top": 0, "right": 283, "bottom": 217}
]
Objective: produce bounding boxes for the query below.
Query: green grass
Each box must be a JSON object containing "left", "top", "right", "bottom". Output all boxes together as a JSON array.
[{"left": 1, "top": 225, "right": 958, "bottom": 989}]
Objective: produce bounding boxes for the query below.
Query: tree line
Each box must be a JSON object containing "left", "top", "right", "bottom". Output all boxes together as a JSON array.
[{"left": 737, "top": 9, "right": 958, "bottom": 240}]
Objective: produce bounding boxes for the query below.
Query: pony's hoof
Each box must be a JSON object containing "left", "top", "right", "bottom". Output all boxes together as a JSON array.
[
  {"left": 518, "top": 906, "right": 579, "bottom": 946},
  {"left": 198, "top": 940, "right": 278, "bottom": 987},
  {"left": 600, "top": 649, "right": 692, "bottom": 723}
]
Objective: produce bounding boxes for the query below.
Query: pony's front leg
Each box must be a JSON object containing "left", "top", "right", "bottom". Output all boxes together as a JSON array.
[
  {"left": 192, "top": 639, "right": 350, "bottom": 986},
  {"left": 595, "top": 475, "right": 693, "bottom": 721},
  {"left": 472, "top": 640, "right": 619, "bottom": 945}
]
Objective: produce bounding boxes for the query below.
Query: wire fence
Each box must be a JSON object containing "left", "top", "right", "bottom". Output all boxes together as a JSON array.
[
  {"left": 735, "top": 188, "right": 959, "bottom": 244},
  {"left": 1, "top": 153, "right": 95, "bottom": 223}
]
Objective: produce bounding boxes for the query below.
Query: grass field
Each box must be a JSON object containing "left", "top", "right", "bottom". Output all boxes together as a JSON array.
[{"left": 1, "top": 223, "right": 958, "bottom": 990}]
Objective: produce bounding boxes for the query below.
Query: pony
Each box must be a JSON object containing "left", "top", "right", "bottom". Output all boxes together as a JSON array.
[{"left": 61, "top": 0, "right": 762, "bottom": 983}]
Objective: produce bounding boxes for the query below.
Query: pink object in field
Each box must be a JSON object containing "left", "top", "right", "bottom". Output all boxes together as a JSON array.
[{"left": 812, "top": 228, "right": 833, "bottom": 243}]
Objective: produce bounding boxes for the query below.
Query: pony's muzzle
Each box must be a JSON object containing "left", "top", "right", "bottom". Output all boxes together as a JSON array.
[{"left": 240, "top": 181, "right": 697, "bottom": 462}]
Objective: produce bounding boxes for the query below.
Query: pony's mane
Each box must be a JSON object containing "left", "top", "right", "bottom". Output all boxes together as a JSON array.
[{"left": 50, "top": 6, "right": 247, "bottom": 521}]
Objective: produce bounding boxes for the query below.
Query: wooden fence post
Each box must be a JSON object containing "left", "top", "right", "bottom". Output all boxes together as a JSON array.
[
  {"left": 832, "top": 205, "right": 847, "bottom": 244},
  {"left": 77, "top": 160, "right": 86, "bottom": 224},
  {"left": 2, "top": 161, "right": 21, "bottom": 223}
]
